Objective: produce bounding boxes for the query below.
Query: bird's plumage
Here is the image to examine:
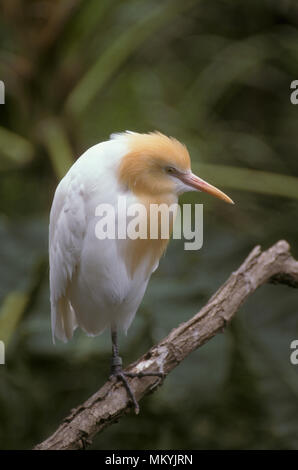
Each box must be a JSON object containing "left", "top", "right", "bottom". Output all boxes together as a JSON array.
[
  {"left": 50, "top": 132, "right": 179, "bottom": 342},
  {"left": 49, "top": 131, "right": 233, "bottom": 343}
]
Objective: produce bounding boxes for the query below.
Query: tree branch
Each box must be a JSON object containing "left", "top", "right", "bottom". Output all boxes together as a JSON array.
[{"left": 34, "top": 240, "right": 298, "bottom": 450}]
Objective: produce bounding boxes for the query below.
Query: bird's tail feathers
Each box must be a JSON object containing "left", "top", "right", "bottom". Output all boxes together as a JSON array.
[{"left": 51, "top": 295, "right": 78, "bottom": 343}]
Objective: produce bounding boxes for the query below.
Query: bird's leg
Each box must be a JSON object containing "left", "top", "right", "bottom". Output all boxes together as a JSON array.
[
  {"left": 110, "top": 325, "right": 123, "bottom": 375},
  {"left": 110, "top": 323, "right": 140, "bottom": 413},
  {"left": 109, "top": 324, "right": 164, "bottom": 414}
]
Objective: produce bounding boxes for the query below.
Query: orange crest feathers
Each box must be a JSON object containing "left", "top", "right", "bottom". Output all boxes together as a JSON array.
[{"left": 117, "top": 131, "right": 191, "bottom": 196}]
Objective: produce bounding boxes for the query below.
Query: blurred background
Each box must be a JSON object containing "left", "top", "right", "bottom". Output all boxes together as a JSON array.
[{"left": 0, "top": 0, "right": 298, "bottom": 450}]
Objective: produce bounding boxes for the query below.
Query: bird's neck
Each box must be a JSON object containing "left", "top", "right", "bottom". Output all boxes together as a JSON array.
[
  {"left": 138, "top": 191, "right": 178, "bottom": 207},
  {"left": 122, "top": 192, "right": 178, "bottom": 278}
]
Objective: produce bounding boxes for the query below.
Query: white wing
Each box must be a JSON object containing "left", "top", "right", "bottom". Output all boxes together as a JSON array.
[
  {"left": 49, "top": 171, "right": 86, "bottom": 342},
  {"left": 49, "top": 137, "right": 128, "bottom": 342},
  {"left": 49, "top": 136, "right": 156, "bottom": 342}
]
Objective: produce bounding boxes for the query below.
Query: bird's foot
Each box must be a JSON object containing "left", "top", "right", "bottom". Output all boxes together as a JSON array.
[
  {"left": 110, "top": 356, "right": 164, "bottom": 414},
  {"left": 111, "top": 370, "right": 140, "bottom": 414}
]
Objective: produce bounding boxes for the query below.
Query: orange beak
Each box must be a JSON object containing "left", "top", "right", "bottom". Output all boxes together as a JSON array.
[{"left": 178, "top": 172, "right": 234, "bottom": 204}]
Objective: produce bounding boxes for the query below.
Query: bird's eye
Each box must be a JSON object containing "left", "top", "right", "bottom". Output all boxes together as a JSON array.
[{"left": 166, "top": 166, "right": 175, "bottom": 174}]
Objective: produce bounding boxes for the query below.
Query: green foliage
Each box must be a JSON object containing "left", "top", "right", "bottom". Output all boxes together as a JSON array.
[
  {"left": 0, "top": 126, "right": 34, "bottom": 169},
  {"left": 0, "top": 291, "right": 29, "bottom": 345}
]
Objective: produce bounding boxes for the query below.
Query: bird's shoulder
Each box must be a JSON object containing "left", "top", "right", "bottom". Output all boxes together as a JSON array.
[{"left": 50, "top": 136, "right": 129, "bottom": 230}]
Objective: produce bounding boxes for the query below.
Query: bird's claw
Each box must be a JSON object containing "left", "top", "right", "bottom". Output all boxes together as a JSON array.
[
  {"left": 111, "top": 371, "right": 140, "bottom": 414},
  {"left": 110, "top": 369, "right": 165, "bottom": 414}
]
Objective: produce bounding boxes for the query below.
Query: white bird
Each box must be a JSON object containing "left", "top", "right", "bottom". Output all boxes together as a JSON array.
[{"left": 49, "top": 131, "right": 233, "bottom": 412}]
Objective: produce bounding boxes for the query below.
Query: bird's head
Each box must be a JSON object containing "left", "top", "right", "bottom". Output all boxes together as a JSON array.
[{"left": 117, "top": 131, "right": 234, "bottom": 204}]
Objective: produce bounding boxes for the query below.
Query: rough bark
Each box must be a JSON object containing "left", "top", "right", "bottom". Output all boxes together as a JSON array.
[{"left": 34, "top": 240, "right": 298, "bottom": 450}]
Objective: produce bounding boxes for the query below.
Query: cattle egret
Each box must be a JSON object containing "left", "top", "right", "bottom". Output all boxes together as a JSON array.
[{"left": 49, "top": 131, "right": 233, "bottom": 412}]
